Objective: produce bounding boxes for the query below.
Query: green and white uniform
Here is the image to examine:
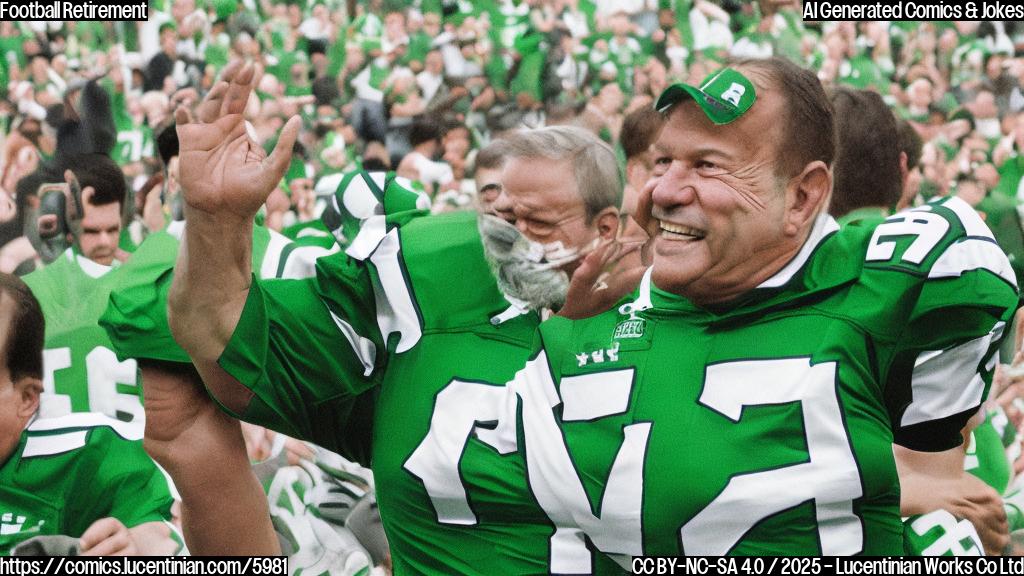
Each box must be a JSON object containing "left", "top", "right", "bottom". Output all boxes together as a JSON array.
[
  {"left": 903, "top": 510, "right": 984, "bottom": 556},
  {"left": 217, "top": 172, "right": 612, "bottom": 574},
  {"left": 0, "top": 413, "right": 175, "bottom": 555},
  {"left": 23, "top": 250, "right": 143, "bottom": 432},
  {"left": 100, "top": 220, "right": 335, "bottom": 365},
  {"left": 496, "top": 197, "right": 1017, "bottom": 563}
]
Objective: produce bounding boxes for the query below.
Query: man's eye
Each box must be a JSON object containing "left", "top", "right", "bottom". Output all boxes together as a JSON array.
[{"left": 652, "top": 157, "right": 672, "bottom": 175}]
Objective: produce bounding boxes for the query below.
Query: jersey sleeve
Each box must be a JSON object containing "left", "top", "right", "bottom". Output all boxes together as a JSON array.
[
  {"left": 218, "top": 172, "right": 432, "bottom": 460},
  {"left": 101, "top": 224, "right": 337, "bottom": 365},
  {"left": 218, "top": 260, "right": 383, "bottom": 461},
  {"left": 66, "top": 427, "right": 175, "bottom": 535},
  {"left": 873, "top": 197, "right": 1021, "bottom": 451}
]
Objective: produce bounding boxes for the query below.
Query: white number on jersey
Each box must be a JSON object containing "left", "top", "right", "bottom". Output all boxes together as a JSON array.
[
  {"left": 680, "top": 358, "right": 862, "bottom": 555},
  {"left": 514, "top": 355, "right": 863, "bottom": 568},
  {"left": 866, "top": 210, "right": 949, "bottom": 265},
  {"left": 42, "top": 346, "right": 142, "bottom": 432},
  {"left": 404, "top": 379, "right": 518, "bottom": 525}
]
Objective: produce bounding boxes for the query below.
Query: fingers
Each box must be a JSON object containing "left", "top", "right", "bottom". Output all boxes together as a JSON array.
[
  {"left": 260, "top": 116, "right": 301, "bottom": 191},
  {"left": 80, "top": 517, "right": 134, "bottom": 556},
  {"left": 194, "top": 81, "right": 228, "bottom": 124},
  {"left": 251, "top": 64, "right": 265, "bottom": 98},
  {"left": 285, "top": 438, "right": 315, "bottom": 466},
  {"left": 218, "top": 59, "right": 243, "bottom": 84},
  {"left": 174, "top": 105, "right": 193, "bottom": 127},
  {"left": 605, "top": 264, "right": 647, "bottom": 295},
  {"left": 221, "top": 62, "right": 256, "bottom": 117},
  {"left": 80, "top": 186, "right": 96, "bottom": 207},
  {"left": 634, "top": 177, "right": 659, "bottom": 239},
  {"left": 63, "top": 169, "right": 77, "bottom": 188}
]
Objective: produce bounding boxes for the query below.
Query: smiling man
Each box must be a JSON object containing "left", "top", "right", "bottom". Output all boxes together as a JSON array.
[{"left": 498, "top": 57, "right": 1019, "bottom": 563}]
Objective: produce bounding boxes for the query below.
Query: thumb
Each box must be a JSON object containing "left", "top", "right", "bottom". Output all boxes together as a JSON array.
[
  {"left": 574, "top": 240, "right": 614, "bottom": 285},
  {"left": 260, "top": 115, "right": 301, "bottom": 191},
  {"left": 634, "top": 177, "right": 659, "bottom": 239}
]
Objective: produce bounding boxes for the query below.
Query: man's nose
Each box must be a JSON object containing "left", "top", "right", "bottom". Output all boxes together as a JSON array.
[
  {"left": 492, "top": 191, "right": 516, "bottom": 224},
  {"left": 651, "top": 163, "right": 697, "bottom": 208}
]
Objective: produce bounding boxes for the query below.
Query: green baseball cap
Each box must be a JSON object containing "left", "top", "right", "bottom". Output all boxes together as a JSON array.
[{"left": 655, "top": 67, "right": 757, "bottom": 125}]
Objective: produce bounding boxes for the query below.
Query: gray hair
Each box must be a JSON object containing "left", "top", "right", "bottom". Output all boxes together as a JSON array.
[{"left": 501, "top": 126, "right": 623, "bottom": 221}]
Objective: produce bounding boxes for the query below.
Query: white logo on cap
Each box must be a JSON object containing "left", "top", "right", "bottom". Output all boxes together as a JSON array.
[{"left": 721, "top": 82, "right": 746, "bottom": 107}]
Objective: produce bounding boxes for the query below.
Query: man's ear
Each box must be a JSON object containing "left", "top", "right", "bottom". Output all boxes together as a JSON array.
[
  {"left": 594, "top": 207, "right": 621, "bottom": 240},
  {"left": 785, "top": 160, "right": 832, "bottom": 236},
  {"left": 14, "top": 377, "right": 42, "bottom": 422}
]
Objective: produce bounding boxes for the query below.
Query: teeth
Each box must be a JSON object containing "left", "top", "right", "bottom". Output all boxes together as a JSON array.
[{"left": 659, "top": 221, "right": 705, "bottom": 238}]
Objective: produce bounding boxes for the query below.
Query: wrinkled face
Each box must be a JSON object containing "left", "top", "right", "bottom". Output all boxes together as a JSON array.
[
  {"left": 78, "top": 201, "right": 122, "bottom": 266},
  {"left": 649, "top": 84, "right": 800, "bottom": 305},
  {"left": 495, "top": 156, "right": 599, "bottom": 274}
]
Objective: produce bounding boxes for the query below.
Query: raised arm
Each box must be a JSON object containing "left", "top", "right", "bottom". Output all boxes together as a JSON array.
[{"left": 167, "top": 61, "right": 299, "bottom": 413}]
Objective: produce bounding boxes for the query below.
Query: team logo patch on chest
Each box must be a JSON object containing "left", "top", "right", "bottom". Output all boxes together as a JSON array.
[{"left": 613, "top": 317, "right": 646, "bottom": 340}]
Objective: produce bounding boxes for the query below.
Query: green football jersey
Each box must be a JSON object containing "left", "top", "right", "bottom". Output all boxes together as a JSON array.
[
  {"left": 0, "top": 413, "right": 175, "bottom": 555},
  {"left": 101, "top": 220, "right": 336, "bottom": 365},
  {"left": 105, "top": 82, "right": 155, "bottom": 166},
  {"left": 23, "top": 249, "right": 142, "bottom": 431},
  {"left": 499, "top": 197, "right": 1018, "bottom": 563},
  {"left": 218, "top": 172, "right": 618, "bottom": 574}
]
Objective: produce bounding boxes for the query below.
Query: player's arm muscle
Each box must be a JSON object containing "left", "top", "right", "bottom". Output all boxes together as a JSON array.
[
  {"left": 141, "top": 362, "right": 279, "bottom": 555},
  {"left": 168, "top": 213, "right": 255, "bottom": 414},
  {"left": 894, "top": 444, "right": 1008, "bottom": 555}
]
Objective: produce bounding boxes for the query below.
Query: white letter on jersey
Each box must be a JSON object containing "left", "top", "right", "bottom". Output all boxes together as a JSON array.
[
  {"left": 404, "top": 380, "right": 518, "bottom": 525},
  {"left": 681, "top": 358, "right": 862, "bottom": 555},
  {"left": 515, "top": 353, "right": 645, "bottom": 573}
]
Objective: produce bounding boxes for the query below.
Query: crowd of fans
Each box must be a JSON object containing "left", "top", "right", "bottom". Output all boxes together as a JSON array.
[
  {"left": 7, "top": 0, "right": 1024, "bottom": 567},
  {"left": 3, "top": 4, "right": 1024, "bottom": 264}
]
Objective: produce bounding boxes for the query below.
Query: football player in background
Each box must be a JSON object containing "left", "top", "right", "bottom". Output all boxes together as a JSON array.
[
  {"left": 21, "top": 153, "right": 144, "bottom": 432},
  {"left": 0, "top": 272, "right": 177, "bottom": 556}
]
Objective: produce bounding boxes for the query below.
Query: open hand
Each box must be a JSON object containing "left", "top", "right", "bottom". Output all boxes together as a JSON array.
[{"left": 175, "top": 60, "right": 300, "bottom": 220}]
